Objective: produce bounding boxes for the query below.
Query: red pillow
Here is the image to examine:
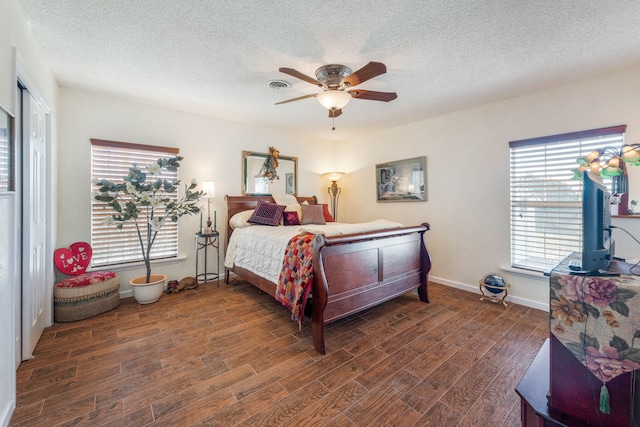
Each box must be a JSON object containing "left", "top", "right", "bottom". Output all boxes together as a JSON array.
[
  {"left": 55, "top": 271, "right": 118, "bottom": 288},
  {"left": 282, "top": 211, "right": 301, "bottom": 226},
  {"left": 54, "top": 242, "right": 93, "bottom": 275},
  {"left": 322, "top": 204, "right": 335, "bottom": 222}
]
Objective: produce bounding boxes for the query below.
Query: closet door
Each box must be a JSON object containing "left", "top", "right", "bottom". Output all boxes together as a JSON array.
[{"left": 21, "top": 91, "right": 46, "bottom": 359}]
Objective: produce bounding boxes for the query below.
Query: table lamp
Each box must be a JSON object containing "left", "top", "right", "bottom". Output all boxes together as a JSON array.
[{"left": 201, "top": 181, "right": 216, "bottom": 233}]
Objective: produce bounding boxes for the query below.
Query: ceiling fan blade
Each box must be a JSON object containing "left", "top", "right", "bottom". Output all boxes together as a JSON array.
[
  {"left": 341, "top": 62, "right": 387, "bottom": 87},
  {"left": 279, "top": 67, "right": 323, "bottom": 87},
  {"left": 275, "top": 93, "right": 318, "bottom": 105},
  {"left": 328, "top": 108, "right": 342, "bottom": 118},
  {"left": 348, "top": 90, "right": 397, "bottom": 102}
]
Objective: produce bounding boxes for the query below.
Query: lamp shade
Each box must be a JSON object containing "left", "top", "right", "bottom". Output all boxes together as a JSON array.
[
  {"left": 201, "top": 181, "right": 215, "bottom": 198},
  {"left": 607, "top": 156, "right": 620, "bottom": 169},
  {"left": 586, "top": 150, "right": 600, "bottom": 162},
  {"left": 316, "top": 90, "right": 351, "bottom": 110},
  {"left": 323, "top": 172, "right": 345, "bottom": 182},
  {"left": 622, "top": 145, "right": 640, "bottom": 163}
]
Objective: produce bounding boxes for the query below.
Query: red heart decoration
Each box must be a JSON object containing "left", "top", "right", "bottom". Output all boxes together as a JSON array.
[{"left": 54, "top": 242, "right": 93, "bottom": 276}]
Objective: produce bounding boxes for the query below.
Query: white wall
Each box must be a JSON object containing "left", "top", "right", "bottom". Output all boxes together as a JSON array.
[
  {"left": 0, "top": 194, "right": 15, "bottom": 427},
  {"left": 338, "top": 65, "right": 640, "bottom": 310},
  {"left": 58, "top": 88, "right": 338, "bottom": 295}
]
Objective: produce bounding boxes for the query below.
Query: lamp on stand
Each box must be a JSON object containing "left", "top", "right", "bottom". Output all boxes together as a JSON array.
[
  {"left": 201, "top": 181, "right": 216, "bottom": 234},
  {"left": 574, "top": 143, "right": 640, "bottom": 215},
  {"left": 323, "top": 172, "right": 345, "bottom": 221}
]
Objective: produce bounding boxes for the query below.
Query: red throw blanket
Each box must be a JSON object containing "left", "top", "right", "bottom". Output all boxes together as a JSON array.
[{"left": 276, "top": 232, "right": 315, "bottom": 328}]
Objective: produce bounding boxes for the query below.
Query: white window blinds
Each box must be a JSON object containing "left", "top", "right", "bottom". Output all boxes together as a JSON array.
[
  {"left": 91, "top": 139, "right": 180, "bottom": 267},
  {"left": 0, "top": 111, "right": 12, "bottom": 192},
  {"left": 509, "top": 125, "right": 625, "bottom": 272}
]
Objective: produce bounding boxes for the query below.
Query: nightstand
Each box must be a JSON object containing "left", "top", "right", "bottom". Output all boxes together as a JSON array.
[{"left": 195, "top": 231, "right": 220, "bottom": 285}]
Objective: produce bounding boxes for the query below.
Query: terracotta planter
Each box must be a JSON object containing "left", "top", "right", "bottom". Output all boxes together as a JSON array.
[{"left": 130, "top": 274, "right": 166, "bottom": 304}]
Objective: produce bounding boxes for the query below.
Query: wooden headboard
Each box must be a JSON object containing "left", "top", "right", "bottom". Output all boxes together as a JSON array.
[{"left": 224, "top": 195, "right": 318, "bottom": 248}]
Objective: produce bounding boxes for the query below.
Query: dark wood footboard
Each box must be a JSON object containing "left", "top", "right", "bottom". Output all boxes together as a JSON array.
[
  {"left": 224, "top": 195, "right": 432, "bottom": 354},
  {"left": 310, "top": 223, "right": 431, "bottom": 354}
]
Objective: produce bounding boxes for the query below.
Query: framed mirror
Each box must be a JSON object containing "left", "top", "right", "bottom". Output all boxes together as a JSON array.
[{"left": 242, "top": 150, "right": 298, "bottom": 195}]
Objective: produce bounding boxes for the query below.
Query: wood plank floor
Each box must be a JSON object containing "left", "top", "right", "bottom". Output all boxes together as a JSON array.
[{"left": 9, "top": 279, "right": 548, "bottom": 426}]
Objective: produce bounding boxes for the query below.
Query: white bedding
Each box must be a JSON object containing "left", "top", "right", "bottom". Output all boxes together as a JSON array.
[
  {"left": 224, "top": 220, "right": 404, "bottom": 283},
  {"left": 224, "top": 225, "right": 300, "bottom": 283}
]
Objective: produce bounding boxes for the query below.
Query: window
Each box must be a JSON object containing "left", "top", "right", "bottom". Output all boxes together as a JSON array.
[
  {"left": 91, "top": 139, "right": 179, "bottom": 267},
  {"left": 509, "top": 125, "right": 626, "bottom": 272},
  {"left": 0, "top": 107, "right": 14, "bottom": 192},
  {"left": 254, "top": 177, "right": 269, "bottom": 194},
  {"left": 410, "top": 169, "right": 424, "bottom": 196}
]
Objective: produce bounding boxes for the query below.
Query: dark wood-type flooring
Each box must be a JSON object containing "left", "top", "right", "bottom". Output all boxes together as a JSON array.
[{"left": 9, "top": 279, "right": 548, "bottom": 426}]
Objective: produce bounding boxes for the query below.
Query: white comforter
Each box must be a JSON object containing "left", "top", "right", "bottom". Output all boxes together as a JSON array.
[{"left": 224, "top": 220, "right": 404, "bottom": 283}]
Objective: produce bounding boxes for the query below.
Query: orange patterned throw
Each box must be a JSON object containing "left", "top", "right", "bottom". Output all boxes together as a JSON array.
[{"left": 276, "top": 232, "right": 315, "bottom": 328}]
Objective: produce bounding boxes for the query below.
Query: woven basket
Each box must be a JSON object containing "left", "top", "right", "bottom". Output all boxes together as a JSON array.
[{"left": 54, "top": 274, "right": 120, "bottom": 322}]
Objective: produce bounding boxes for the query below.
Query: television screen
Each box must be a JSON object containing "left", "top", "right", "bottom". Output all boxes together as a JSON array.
[{"left": 581, "top": 171, "right": 614, "bottom": 273}]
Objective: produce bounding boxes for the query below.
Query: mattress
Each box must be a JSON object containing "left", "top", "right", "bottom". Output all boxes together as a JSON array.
[{"left": 224, "top": 220, "right": 404, "bottom": 283}]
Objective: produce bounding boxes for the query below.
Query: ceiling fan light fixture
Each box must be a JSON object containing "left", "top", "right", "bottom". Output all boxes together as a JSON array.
[{"left": 316, "top": 90, "right": 351, "bottom": 110}]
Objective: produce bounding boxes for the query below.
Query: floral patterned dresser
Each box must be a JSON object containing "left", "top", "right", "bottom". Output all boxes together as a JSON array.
[{"left": 549, "top": 252, "right": 640, "bottom": 427}]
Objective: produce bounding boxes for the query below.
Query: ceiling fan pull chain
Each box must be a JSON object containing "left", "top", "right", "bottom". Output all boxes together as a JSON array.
[{"left": 332, "top": 112, "right": 336, "bottom": 131}]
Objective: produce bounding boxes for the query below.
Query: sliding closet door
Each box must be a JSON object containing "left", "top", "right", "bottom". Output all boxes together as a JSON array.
[{"left": 21, "top": 90, "right": 46, "bottom": 359}]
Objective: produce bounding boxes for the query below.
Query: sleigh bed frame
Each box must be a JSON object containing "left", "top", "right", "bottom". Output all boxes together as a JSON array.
[{"left": 224, "top": 195, "right": 432, "bottom": 354}]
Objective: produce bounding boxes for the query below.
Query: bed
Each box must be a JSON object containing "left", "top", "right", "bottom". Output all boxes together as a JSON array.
[{"left": 224, "top": 195, "right": 432, "bottom": 354}]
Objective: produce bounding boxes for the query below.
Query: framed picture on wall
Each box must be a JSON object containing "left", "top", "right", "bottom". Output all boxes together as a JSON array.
[
  {"left": 285, "top": 173, "right": 294, "bottom": 194},
  {"left": 376, "top": 156, "right": 426, "bottom": 202}
]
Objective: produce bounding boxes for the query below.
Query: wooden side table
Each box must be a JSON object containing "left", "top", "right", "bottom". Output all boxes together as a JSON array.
[
  {"left": 516, "top": 339, "right": 595, "bottom": 426},
  {"left": 195, "top": 231, "right": 220, "bottom": 285}
]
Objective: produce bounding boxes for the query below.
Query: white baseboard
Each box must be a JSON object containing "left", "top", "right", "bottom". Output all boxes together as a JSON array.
[
  {"left": 1, "top": 399, "right": 15, "bottom": 427},
  {"left": 117, "top": 274, "right": 550, "bottom": 311},
  {"left": 429, "top": 275, "right": 549, "bottom": 312}
]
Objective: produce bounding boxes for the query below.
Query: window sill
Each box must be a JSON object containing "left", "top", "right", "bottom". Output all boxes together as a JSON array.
[
  {"left": 89, "top": 255, "right": 187, "bottom": 273},
  {"left": 500, "top": 266, "right": 548, "bottom": 281}
]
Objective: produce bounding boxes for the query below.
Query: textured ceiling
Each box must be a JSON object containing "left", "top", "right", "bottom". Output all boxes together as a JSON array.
[{"left": 17, "top": 0, "right": 640, "bottom": 141}]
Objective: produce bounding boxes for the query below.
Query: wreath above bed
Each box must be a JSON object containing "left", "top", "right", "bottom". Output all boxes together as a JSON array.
[{"left": 258, "top": 146, "right": 280, "bottom": 181}]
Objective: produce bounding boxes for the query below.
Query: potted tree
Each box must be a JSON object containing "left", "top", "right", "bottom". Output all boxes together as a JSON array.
[{"left": 92, "top": 156, "right": 203, "bottom": 304}]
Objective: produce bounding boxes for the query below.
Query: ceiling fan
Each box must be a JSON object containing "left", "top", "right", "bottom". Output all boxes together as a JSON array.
[{"left": 275, "top": 61, "right": 397, "bottom": 129}]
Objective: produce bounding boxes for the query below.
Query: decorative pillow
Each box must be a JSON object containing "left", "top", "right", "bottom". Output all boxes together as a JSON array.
[
  {"left": 55, "top": 271, "right": 118, "bottom": 288},
  {"left": 301, "top": 204, "right": 326, "bottom": 225},
  {"left": 282, "top": 211, "right": 301, "bottom": 226},
  {"left": 230, "top": 210, "right": 255, "bottom": 229},
  {"left": 321, "top": 204, "right": 335, "bottom": 222},
  {"left": 272, "top": 193, "right": 298, "bottom": 206},
  {"left": 284, "top": 203, "right": 302, "bottom": 217},
  {"left": 248, "top": 200, "right": 286, "bottom": 226},
  {"left": 54, "top": 242, "right": 93, "bottom": 275}
]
